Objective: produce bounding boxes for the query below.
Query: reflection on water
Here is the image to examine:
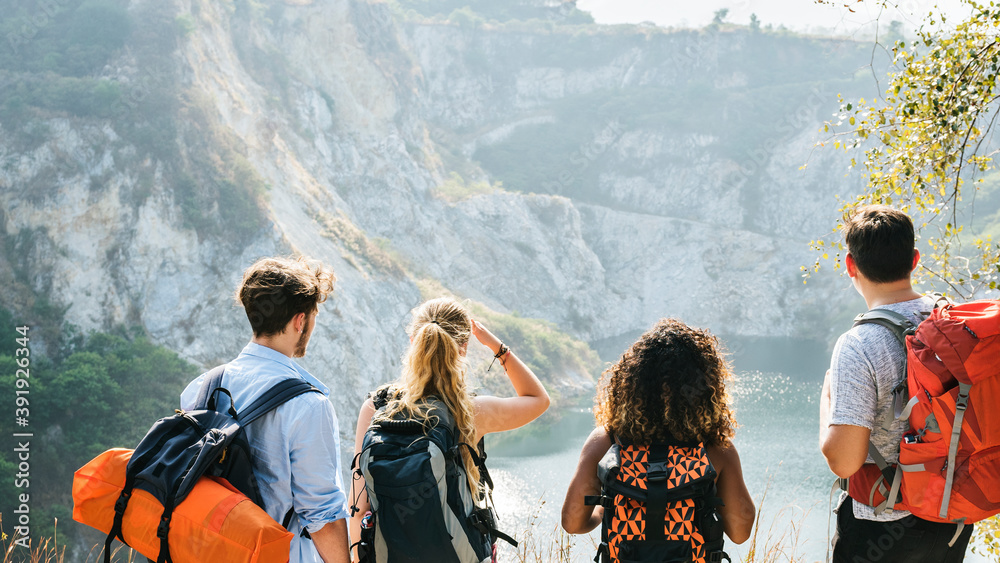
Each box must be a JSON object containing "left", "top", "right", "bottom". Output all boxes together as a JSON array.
[{"left": 486, "top": 370, "right": 988, "bottom": 562}]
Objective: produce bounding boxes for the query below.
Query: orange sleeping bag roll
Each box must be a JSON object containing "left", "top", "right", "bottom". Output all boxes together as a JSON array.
[{"left": 73, "top": 448, "right": 293, "bottom": 563}]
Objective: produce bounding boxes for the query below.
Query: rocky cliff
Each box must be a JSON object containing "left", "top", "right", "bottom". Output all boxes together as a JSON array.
[{"left": 0, "top": 0, "right": 870, "bottom": 431}]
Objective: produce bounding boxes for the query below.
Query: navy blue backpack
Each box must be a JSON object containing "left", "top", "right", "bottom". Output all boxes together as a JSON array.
[
  {"left": 352, "top": 387, "right": 516, "bottom": 563},
  {"left": 104, "top": 366, "right": 320, "bottom": 563}
]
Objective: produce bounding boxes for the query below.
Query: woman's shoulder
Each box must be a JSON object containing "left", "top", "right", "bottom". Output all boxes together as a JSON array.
[
  {"left": 705, "top": 439, "right": 740, "bottom": 471},
  {"left": 585, "top": 425, "right": 613, "bottom": 452}
]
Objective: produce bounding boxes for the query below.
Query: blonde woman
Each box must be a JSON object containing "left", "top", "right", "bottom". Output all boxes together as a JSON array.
[{"left": 349, "top": 297, "right": 550, "bottom": 563}]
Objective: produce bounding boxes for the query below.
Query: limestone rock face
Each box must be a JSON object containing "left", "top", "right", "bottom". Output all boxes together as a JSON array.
[{"left": 0, "top": 0, "right": 857, "bottom": 430}]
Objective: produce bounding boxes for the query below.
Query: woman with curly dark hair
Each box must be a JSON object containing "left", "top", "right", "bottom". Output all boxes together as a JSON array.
[{"left": 561, "top": 318, "right": 755, "bottom": 562}]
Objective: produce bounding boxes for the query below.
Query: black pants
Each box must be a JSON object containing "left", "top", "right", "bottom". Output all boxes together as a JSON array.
[{"left": 832, "top": 501, "right": 974, "bottom": 563}]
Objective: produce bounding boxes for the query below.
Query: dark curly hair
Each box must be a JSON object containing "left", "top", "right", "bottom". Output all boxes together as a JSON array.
[{"left": 594, "top": 318, "right": 736, "bottom": 447}]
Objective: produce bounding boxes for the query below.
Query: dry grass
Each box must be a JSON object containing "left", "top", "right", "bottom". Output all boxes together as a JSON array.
[
  {"left": 0, "top": 516, "right": 64, "bottom": 563},
  {"left": 6, "top": 487, "right": 825, "bottom": 563},
  {"left": 498, "top": 487, "right": 813, "bottom": 563},
  {"left": 740, "top": 484, "right": 811, "bottom": 563},
  {"left": 0, "top": 517, "right": 146, "bottom": 563},
  {"left": 498, "top": 497, "right": 594, "bottom": 563}
]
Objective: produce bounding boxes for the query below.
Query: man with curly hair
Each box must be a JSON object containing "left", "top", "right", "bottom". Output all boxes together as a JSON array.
[
  {"left": 180, "top": 256, "right": 350, "bottom": 563},
  {"left": 820, "top": 205, "right": 973, "bottom": 562}
]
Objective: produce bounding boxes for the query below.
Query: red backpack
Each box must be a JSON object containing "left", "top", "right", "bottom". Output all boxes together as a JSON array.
[{"left": 848, "top": 299, "right": 1000, "bottom": 536}]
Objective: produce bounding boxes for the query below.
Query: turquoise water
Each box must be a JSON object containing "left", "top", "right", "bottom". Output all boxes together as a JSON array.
[{"left": 485, "top": 370, "right": 990, "bottom": 562}]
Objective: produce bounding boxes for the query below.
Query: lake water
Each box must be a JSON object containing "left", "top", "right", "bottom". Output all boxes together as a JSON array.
[{"left": 485, "top": 364, "right": 991, "bottom": 562}]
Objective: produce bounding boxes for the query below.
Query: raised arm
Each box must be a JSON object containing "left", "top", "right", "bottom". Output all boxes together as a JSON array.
[
  {"left": 348, "top": 398, "right": 376, "bottom": 563},
  {"left": 469, "top": 318, "right": 550, "bottom": 442}
]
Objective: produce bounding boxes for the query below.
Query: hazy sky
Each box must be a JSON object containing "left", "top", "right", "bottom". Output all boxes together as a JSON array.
[{"left": 577, "top": 0, "right": 974, "bottom": 36}]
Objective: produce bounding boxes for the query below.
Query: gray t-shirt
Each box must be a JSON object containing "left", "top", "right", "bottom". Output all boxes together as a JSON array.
[{"left": 829, "top": 295, "right": 933, "bottom": 521}]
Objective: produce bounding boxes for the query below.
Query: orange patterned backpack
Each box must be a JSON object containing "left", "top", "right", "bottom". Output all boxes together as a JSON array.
[{"left": 585, "top": 435, "right": 728, "bottom": 563}]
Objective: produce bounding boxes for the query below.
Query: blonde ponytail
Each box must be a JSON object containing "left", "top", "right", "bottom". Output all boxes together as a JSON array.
[{"left": 381, "top": 298, "right": 482, "bottom": 497}]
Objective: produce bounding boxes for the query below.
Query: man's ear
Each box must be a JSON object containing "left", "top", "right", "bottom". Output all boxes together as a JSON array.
[
  {"left": 912, "top": 249, "right": 920, "bottom": 272},
  {"left": 845, "top": 253, "right": 858, "bottom": 278},
  {"left": 292, "top": 312, "right": 306, "bottom": 334}
]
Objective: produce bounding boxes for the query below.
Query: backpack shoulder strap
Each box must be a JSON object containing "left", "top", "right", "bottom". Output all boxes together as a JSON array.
[
  {"left": 644, "top": 444, "right": 671, "bottom": 543},
  {"left": 455, "top": 439, "right": 495, "bottom": 492},
  {"left": 928, "top": 292, "right": 952, "bottom": 310},
  {"left": 194, "top": 365, "right": 227, "bottom": 410},
  {"left": 370, "top": 385, "right": 398, "bottom": 410},
  {"left": 237, "top": 378, "right": 322, "bottom": 425},
  {"left": 853, "top": 309, "right": 917, "bottom": 345}
]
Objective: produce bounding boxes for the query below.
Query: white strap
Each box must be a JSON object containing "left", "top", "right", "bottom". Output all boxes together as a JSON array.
[
  {"left": 897, "top": 395, "right": 920, "bottom": 421},
  {"left": 940, "top": 383, "right": 972, "bottom": 519},
  {"left": 948, "top": 521, "right": 966, "bottom": 547},
  {"left": 871, "top": 477, "right": 889, "bottom": 515},
  {"left": 885, "top": 465, "right": 903, "bottom": 512}
]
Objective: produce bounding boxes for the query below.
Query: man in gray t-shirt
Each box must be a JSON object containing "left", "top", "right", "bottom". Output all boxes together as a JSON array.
[
  {"left": 819, "top": 205, "right": 972, "bottom": 563},
  {"left": 828, "top": 295, "right": 932, "bottom": 522}
]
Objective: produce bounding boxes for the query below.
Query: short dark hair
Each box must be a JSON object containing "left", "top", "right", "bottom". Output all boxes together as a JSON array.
[
  {"left": 842, "top": 205, "right": 915, "bottom": 283},
  {"left": 236, "top": 256, "right": 335, "bottom": 337}
]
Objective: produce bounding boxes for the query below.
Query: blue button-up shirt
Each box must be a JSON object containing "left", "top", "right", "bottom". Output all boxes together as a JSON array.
[{"left": 180, "top": 342, "right": 349, "bottom": 562}]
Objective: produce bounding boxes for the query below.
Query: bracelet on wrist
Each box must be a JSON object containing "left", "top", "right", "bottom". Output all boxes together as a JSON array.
[{"left": 488, "top": 343, "right": 510, "bottom": 372}]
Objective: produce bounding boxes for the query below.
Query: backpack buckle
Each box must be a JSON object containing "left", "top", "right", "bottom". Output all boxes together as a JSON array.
[
  {"left": 647, "top": 461, "right": 668, "bottom": 483},
  {"left": 467, "top": 510, "right": 489, "bottom": 534},
  {"left": 157, "top": 516, "right": 171, "bottom": 539},
  {"left": 584, "top": 495, "right": 615, "bottom": 508},
  {"left": 114, "top": 491, "right": 131, "bottom": 514}
]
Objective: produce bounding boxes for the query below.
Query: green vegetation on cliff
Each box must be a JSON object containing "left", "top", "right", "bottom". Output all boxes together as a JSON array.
[
  {"left": 0, "top": 0, "right": 129, "bottom": 123},
  {"left": 0, "top": 307, "right": 198, "bottom": 546},
  {"left": 0, "top": 0, "right": 268, "bottom": 247},
  {"left": 468, "top": 302, "right": 601, "bottom": 384},
  {"left": 415, "top": 279, "right": 602, "bottom": 400}
]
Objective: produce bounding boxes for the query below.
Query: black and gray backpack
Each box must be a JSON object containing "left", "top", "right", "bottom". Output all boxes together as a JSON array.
[{"left": 352, "top": 387, "right": 516, "bottom": 563}]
